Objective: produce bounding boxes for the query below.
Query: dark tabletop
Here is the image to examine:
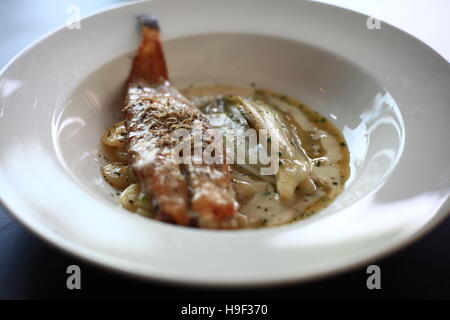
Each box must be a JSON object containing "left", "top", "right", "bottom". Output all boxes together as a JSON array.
[{"left": 0, "top": 0, "right": 449, "bottom": 300}]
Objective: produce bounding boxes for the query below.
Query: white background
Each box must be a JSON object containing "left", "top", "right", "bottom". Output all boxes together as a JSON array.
[
  {"left": 0, "top": 0, "right": 448, "bottom": 66},
  {"left": 316, "top": 0, "right": 450, "bottom": 62}
]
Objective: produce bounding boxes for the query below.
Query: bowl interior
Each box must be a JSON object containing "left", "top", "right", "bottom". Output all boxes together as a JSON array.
[
  {"left": 2, "top": 0, "right": 449, "bottom": 286},
  {"left": 57, "top": 33, "right": 404, "bottom": 221}
]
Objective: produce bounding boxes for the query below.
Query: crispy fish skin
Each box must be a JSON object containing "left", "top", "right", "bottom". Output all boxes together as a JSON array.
[
  {"left": 124, "top": 86, "right": 192, "bottom": 225},
  {"left": 180, "top": 116, "right": 240, "bottom": 227},
  {"left": 123, "top": 15, "right": 241, "bottom": 228},
  {"left": 128, "top": 14, "right": 168, "bottom": 86},
  {"left": 186, "top": 163, "right": 238, "bottom": 220}
]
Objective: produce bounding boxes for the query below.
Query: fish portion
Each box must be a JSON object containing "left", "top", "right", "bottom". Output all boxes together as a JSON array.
[
  {"left": 100, "top": 15, "right": 350, "bottom": 229},
  {"left": 125, "top": 85, "right": 191, "bottom": 225},
  {"left": 128, "top": 14, "right": 168, "bottom": 86},
  {"left": 123, "top": 15, "right": 241, "bottom": 228}
]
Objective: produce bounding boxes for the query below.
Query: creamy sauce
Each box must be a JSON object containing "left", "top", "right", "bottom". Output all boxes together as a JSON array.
[
  {"left": 183, "top": 85, "right": 350, "bottom": 227},
  {"left": 100, "top": 85, "right": 350, "bottom": 228}
]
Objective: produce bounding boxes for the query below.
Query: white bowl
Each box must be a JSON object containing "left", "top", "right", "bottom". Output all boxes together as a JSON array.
[{"left": 0, "top": 0, "right": 449, "bottom": 286}]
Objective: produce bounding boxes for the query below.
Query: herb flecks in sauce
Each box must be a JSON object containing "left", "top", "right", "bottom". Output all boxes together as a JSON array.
[
  {"left": 182, "top": 85, "right": 350, "bottom": 228},
  {"left": 100, "top": 85, "right": 350, "bottom": 229}
]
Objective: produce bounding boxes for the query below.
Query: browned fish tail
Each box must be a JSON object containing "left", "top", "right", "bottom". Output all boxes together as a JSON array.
[{"left": 128, "top": 14, "right": 169, "bottom": 86}]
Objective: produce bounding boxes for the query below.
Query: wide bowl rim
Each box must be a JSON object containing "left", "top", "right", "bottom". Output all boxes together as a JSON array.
[{"left": 0, "top": 0, "right": 449, "bottom": 287}]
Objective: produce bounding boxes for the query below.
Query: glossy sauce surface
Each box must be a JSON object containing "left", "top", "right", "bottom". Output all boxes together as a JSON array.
[{"left": 101, "top": 85, "right": 350, "bottom": 228}]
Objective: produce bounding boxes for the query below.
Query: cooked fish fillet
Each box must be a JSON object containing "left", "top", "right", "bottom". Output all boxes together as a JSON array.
[{"left": 123, "top": 15, "right": 242, "bottom": 228}]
